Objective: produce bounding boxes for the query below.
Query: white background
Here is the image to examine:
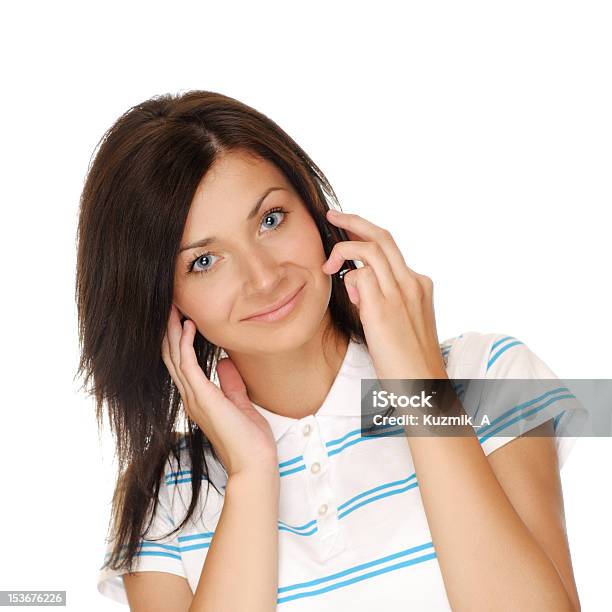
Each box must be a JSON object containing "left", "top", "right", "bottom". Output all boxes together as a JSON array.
[{"left": 1, "top": 1, "right": 610, "bottom": 610}]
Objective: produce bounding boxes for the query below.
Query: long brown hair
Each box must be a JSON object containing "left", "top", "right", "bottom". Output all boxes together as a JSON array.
[{"left": 75, "top": 90, "right": 365, "bottom": 573}]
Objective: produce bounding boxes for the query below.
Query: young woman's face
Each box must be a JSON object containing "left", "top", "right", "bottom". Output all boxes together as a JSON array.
[{"left": 173, "top": 149, "right": 333, "bottom": 354}]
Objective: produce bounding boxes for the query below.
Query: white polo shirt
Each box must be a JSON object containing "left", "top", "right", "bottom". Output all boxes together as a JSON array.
[{"left": 97, "top": 331, "right": 587, "bottom": 609}]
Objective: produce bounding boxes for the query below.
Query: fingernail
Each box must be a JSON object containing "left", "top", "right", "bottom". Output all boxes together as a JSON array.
[{"left": 327, "top": 209, "right": 339, "bottom": 216}]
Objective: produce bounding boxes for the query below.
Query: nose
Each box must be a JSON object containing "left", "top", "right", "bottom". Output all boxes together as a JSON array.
[{"left": 239, "top": 243, "right": 286, "bottom": 294}]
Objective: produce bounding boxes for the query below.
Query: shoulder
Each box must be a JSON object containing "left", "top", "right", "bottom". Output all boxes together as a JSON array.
[
  {"left": 442, "top": 331, "right": 588, "bottom": 467},
  {"left": 440, "top": 330, "right": 541, "bottom": 378}
]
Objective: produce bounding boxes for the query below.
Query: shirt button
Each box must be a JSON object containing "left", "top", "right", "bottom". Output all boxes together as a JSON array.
[
  {"left": 310, "top": 462, "right": 321, "bottom": 474},
  {"left": 318, "top": 503, "right": 328, "bottom": 516},
  {"left": 302, "top": 424, "right": 311, "bottom": 436}
]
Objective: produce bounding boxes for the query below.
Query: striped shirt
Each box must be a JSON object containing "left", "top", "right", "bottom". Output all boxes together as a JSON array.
[{"left": 97, "top": 331, "right": 587, "bottom": 609}]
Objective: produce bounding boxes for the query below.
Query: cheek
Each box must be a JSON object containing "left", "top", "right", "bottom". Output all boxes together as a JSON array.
[
  {"left": 182, "top": 288, "right": 236, "bottom": 348},
  {"left": 288, "top": 222, "right": 332, "bottom": 301},
  {"left": 288, "top": 218, "right": 327, "bottom": 266},
  {"left": 174, "top": 276, "right": 232, "bottom": 328}
]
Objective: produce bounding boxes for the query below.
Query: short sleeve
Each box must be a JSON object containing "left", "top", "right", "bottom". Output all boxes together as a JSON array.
[
  {"left": 97, "top": 467, "right": 188, "bottom": 605},
  {"left": 460, "top": 332, "right": 588, "bottom": 468}
]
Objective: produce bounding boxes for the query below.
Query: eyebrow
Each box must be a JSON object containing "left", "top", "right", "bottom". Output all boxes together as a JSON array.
[{"left": 179, "top": 187, "right": 286, "bottom": 253}]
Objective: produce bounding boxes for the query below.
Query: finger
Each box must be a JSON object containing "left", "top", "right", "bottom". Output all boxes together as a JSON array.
[
  {"left": 162, "top": 327, "right": 176, "bottom": 371},
  {"left": 327, "top": 211, "right": 437, "bottom": 339},
  {"left": 167, "top": 304, "right": 185, "bottom": 370},
  {"left": 326, "top": 210, "right": 425, "bottom": 302},
  {"left": 328, "top": 210, "right": 444, "bottom": 370},
  {"left": 178, "top": 319, "right": 226, "bottom": 414},
  {"left": 216, "top": 358, "right": 254, "bottom": 411},
  {"left": 162, "top": 330, "right": 187, "bottom": 400},
  {"left": 177, "top": 319, "right": 202, "bottom": 408},
  {"left": 343, "top": 266, "right": 386, "bottom": 314},
  {"left": 323, "top": 241, "right": 402, "bottom": 301},
  {"left": 166, "top": 305, "right": 191, "bottom": 397}
]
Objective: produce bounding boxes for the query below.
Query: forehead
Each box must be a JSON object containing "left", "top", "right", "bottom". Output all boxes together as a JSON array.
[
  {"left": 193, "top": 150, "right": 291, "bottom": 209},
  {"left": 182, "top": 151, "right": 297, "bottom": 243}
]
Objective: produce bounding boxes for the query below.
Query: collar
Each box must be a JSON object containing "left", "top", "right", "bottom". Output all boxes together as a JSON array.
[{"left": 250, "top": 337, "right": 374, "bottom": 442}]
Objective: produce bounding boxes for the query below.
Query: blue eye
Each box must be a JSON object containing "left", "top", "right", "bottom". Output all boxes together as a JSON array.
[
  {"left": 191, "top": 252, "right": 218, "bottom": 274},
  {"left": 262, "top": 208, "right": 285, "bottom": 229},
  {"left": 187, "top": 206, "right": 291, "bottom": 275}
]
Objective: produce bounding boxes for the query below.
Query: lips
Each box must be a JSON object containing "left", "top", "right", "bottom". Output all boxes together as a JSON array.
[{"left": 242, "top": 284, "right": 306, "bottom": 320}]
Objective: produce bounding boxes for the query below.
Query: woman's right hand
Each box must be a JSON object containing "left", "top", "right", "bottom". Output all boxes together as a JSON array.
[{"left": 161, "top": 303, "right": 279, "bottom": 479}]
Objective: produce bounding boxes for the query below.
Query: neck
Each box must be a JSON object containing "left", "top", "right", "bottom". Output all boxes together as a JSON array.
[{"left": 225, "top": 320, "right": 350, "bottom": 419}]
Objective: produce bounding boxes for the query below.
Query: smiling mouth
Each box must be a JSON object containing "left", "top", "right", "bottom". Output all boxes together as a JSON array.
[{"left": 241, "top": 283, "right": 306, "bottom": 323}]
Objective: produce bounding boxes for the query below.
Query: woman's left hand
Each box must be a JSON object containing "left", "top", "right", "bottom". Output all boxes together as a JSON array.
[{"left": 322, "top": 208, "right": 448, "bottom": 382}]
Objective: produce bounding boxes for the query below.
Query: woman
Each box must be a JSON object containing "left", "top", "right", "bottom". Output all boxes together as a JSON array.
[{"left": 77, "top": 90, "right": 584, "bottom": 610}]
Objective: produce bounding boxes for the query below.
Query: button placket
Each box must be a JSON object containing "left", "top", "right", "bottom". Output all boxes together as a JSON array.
[{"left": 301, "top": 416, "right": 337, "bottom": 542}]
